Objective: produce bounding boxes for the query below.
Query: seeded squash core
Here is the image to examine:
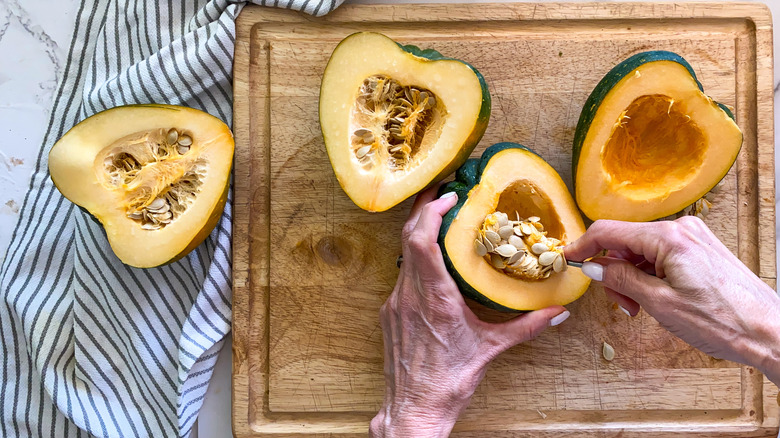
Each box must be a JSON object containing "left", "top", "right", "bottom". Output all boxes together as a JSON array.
[
  {"left": 320, "top": 32, "right": 490, "bottom": 212},
  {"left": 439, "top": 143, "right": 591, "bottom": 312},
  {"left": 49, "top": 105, "right": 234, "bottom": 268},
  {"left": 573, "top": 51, "right": 743, "bottom": 221}
]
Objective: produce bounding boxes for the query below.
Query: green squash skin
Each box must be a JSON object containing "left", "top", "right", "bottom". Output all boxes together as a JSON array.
[
  {"left": 571, "top": 50, "right": 737, "bottom": 184},
  {"left": 398, "top": 42, "right": 492, "bottom": 187},
  {"left": 437, "top": 143, "right": 542, "bottom": 313}
]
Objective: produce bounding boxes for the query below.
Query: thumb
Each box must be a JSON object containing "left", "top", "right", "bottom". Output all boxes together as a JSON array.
[
  {"left": 484, "top": 306, "right": 568, "bottom": 355},
  {"left": 584, "top": 257, "right": 668, "bottom": 308}
]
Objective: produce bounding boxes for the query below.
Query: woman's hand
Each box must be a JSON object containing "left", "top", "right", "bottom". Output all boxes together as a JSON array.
[
  {"left": 370, "top": 186, "right": 570, "bottom": 438},
  {"left": 565, "top": 217, "right": 780, "bottom": 385}
]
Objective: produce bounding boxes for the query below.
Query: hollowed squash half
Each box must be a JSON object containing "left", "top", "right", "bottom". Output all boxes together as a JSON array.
[
  {"left": 439, "top": 143, "right": 591, "bottom": 312},
  {"left": 573, "top": 51, "right": 742, "bottom": 221},
  {"left": 49, "top": 104, "right": 234, "bottom": 268},
  {"left": 320, "top": 32, "right": 490, "bottom": 212}
]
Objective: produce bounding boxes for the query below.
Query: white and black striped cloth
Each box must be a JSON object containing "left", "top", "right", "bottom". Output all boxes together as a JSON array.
[{"left": 0, "top": 1, "right": 342, "bottom": 437}]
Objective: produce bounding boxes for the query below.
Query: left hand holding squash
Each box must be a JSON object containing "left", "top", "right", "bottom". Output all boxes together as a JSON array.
[{"left": 370, "top": 186, "right": 570, "bottom": 437}]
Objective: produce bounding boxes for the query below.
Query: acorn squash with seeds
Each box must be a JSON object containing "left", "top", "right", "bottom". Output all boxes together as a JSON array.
[
  {"left": 573, "top": 51, "right": 742, "bottom": 222},
  {"left": 49, "top": 104, "right": 234, "bottom": 268},
  {"left": 439, "top": 143, "right": 591, "bottom": 312},
  {"left": 320, "top": 32, "right": 490, "bottom": 212}
]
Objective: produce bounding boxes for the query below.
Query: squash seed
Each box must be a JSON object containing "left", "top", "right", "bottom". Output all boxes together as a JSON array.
[
  {"left": 552, "top": 253, "right": 565, "bottom": 272},
  {"left": 485, "top": 230, "right": 501, "bottom": 245},
  {"left": 495, "top": 244, "right": 517, "bottom": 258},
  {"left": 483, "top": 236, "right": 494, "bottom": 252},
  {"left": 520, "top": 223, "right": 535, "bottom": 236},
  {"left": 166, "top": 128, "right": 178, "bottom": 145},
  {"left": 356, "top": 145, "right": 371, "bottom": 159},
  {"left": 538, "top": 251, "right": 558, "bottom": 266},
  {"left": 474, "top": 238, "right": 487, "bottom": 257},
  {"left": 496, "top": 212, "right": 509, "bottom": 227},
  {"left": 491, "top": 253, "right": 506, "bottom": 269},
  {"left": 602, "top": 342, "right": 615, "bottom": 361},
  {"left": 149, "top": 197, "right": 166, "bottom": 210},
  {"left": 531, "top": 242, "right": 549, "bottom": 255},
  {"left": 507, "top": 251, "right": 524, "bottom": 265},
  {"left": 508, "top": 235, "right": 524, "bottom": 249},
  {"left": 177, "top": 135, "right": 192, "bottom": 147},
  {"left": 498, "top": 225, "right": 514, "bottom": 239},
  {"left": 177, "top": 145, "right": 190, "bottom": 155}
]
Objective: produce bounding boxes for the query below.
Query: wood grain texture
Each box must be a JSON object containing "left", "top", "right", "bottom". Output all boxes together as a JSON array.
[{"left": 232, "top": 3, "right": 777, "bottom": 436}]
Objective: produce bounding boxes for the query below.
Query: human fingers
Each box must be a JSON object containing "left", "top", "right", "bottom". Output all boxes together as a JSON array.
[
  {"left": 604, "top": 250, "right": 657, "bottom": 277},
  {"left": 564, "top": 220, "right": 667, "bottom": 266},
  {"left": 405, "top": 192, "right": 458, "bottom": 281},
  {"left": 404, "top": 191, "right": 458, "bottom": 262},
  {"left": 482, "top": 306, "right": 569, "bottom": 357},
  {"left": 410, "top": 191, "right": 458, "bottom": 244},
  {"left": 404, "top": 184, "right": 445, "bottom": 234},
  {"left": 582, "top": 257, "right": 671, "bottom": 310},
  {"left": 604, "top": 287, "right": 641, "bottom": 316},
  {"left": 606, "top": 249, "right": 645, "bottom": 266}
]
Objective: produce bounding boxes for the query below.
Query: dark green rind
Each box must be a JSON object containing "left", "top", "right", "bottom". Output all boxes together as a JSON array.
[
  {"left": 397, "top": 43, "right": 447, "bottom": 61},
  {"left": 716, "top": 102, "right": 736, "bottom": 121},
  {"left": 454, "top": 158, "right": 479, "bottom": 188},
  {"left": 571, "top": 50, "right": 736, "bottom": 183},
  {"left": 437, "top": 142, "right": 538, "bottom": 313}
]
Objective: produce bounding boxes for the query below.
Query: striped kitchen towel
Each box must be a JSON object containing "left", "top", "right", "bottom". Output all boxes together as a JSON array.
[{"left": 0, "top": 0, "right": 343, "bottom": 437}]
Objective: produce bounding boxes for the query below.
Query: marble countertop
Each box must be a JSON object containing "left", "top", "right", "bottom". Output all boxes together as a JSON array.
[{"left": 1, "top": 0, "right": 779, "bottom": 436}]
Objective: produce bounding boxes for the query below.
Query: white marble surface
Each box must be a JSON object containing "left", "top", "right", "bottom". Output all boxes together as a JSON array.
[{"left": 1, "top": 0, "right": 779, "bottom": 437}]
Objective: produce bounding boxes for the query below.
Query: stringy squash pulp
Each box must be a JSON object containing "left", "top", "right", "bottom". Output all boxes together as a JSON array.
[{"left": 320, "top": 32, "right": 490, "bottom": 212}]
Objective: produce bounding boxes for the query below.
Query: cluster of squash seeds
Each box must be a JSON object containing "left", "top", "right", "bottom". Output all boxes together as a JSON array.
[
  {"left": 352, "top": 75, "right": 440, "bottom": 170},
  {"left": 474, "top": 211, "right": 567, "bottom": 281},
  {"left": 102, "top": 128, "right": 204, "bottom": 231}
]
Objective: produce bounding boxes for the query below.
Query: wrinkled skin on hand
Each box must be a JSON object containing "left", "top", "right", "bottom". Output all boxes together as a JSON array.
[
  {"left": 566, "top": 217, "right": 780, "bottom": 385},
  {"left": 370, "top": 186, "right": 569, "bottom": 437}
]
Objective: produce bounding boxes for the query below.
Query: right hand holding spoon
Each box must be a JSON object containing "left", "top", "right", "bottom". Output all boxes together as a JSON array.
[{"left": 565, "top": 216, "right": 780, "bottom": 385}]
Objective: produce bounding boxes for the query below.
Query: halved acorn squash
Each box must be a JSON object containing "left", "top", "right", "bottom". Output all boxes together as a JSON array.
[
  {"left": 573, "top": 51, "right": 742, "bottom": 222},
  {"left": 320, "top": 32, "right": 490, "bottom": 212},
  {"left": 49, "top": 104, "right": 234, "bottom": 268},
  {"left": 439, "top": 143, "right": 591, "bottom": 312}
]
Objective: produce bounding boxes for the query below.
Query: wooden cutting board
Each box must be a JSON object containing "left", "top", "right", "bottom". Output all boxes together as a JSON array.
[{"left": 232, "top": 3, "right": 778, "bottom": 436}]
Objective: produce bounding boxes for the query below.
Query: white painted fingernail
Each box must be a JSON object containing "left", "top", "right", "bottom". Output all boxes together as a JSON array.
[
  {"left": 581, "top": 261, "right": 604, "bottom": 281},
  {"left": 440, "top": 191, "right": 457, "bottom": 200},
  {"left": 619, "top": 305, "right": 632, "bottom": 317},
  {"left": 550, "top": 310, "right": 570, "bottom": 327}
]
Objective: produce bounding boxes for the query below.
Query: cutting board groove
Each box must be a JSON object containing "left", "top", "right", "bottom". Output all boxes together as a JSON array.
[{"left": 232, "top": 3, "right": 778, "bottom": 436}]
